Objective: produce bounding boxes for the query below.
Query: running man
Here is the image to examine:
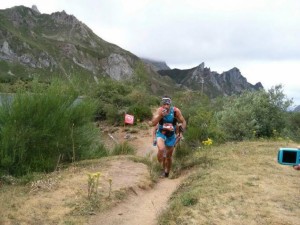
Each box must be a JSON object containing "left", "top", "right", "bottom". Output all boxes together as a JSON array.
[{"left": 151, "top": 96, "right": 186, "bottom": 177}]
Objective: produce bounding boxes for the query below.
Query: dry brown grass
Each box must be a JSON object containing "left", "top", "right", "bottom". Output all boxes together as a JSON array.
[
  {"left": 0, "top": 156, "right": 152, "bottom": 225},
  {"left": 159, "top": 140, "right": 300, "bottom": 225}
]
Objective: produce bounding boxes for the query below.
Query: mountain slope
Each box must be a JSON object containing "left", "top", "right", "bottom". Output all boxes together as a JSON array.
[
  {"left": 0, "top": 6, "right": 137, "bottom": 80},
  {"left": 0, "top": 5, "right": 180, "bottom": 95}
]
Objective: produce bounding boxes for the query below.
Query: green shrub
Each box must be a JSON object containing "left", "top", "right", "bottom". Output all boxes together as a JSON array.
[
  {"left": 82, "top": 144, "right": 109, "bottom": 158},
  {"left": 285, "top": 112, "right": 300, "bottom": 142},
  {"left": 128, "top": 103, "right": 152, "bottom": 123},
  {"left": 110, "top": 142, "right": 136, "bottom": 155},
  {"left": 174, "top": 142, "right": 192, "bottom": 159},
  {"left": 0, "top": 80, "right": 99, "bottom": 176},
  {"left": 216, "top": 85, "right": 292, "bottom": 141},
  {"left": 172, "top": 91, "right": 225, "bottom": 145},
  {"left": 103, "top": 103, "right": 123, "bottom": 125},
  {"left": 91, "top": 77, "right": 154, "bottom": 125}
]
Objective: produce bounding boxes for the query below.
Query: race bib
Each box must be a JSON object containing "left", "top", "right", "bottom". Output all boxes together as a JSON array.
[{"left": 162, "top": 123, "right": 174, "bottom": 131}]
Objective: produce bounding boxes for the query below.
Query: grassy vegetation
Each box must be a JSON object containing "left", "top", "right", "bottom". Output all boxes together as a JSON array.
[
  {"left": 109, "top": 142, "right": 136, "bottom": 155},
  {"left": 159, "top": 140, "right": 300, "bottom": 225},
  {"left": 0, "top": 79, "right": 106, "bottom": 176}
]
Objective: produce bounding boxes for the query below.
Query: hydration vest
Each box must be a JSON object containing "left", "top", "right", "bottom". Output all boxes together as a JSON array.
[{"left": 158, "top": 106, "right": 177, "bottom": 136}]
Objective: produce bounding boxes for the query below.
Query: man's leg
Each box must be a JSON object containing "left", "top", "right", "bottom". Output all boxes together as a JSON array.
[
  {"left": 156, "top": 137, "right": 167, "bottom": 173},
  {"left": 163, "top": 134, "right": 176, "bottom": 177},
  {"left": 164, "top": 147, "right": 174, "bottom": 177}
]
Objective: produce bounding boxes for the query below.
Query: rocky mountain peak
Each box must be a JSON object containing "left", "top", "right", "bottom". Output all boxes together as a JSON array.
[
  {"left": 197, "top": 62, "right": 205, "bottom": 71},
  {"left": 4, "top": 6, "right": 39, "bottom": 28},
  {"left": 222, "top": 67, "right": 243, "bottom": 81},
  {"left": 31, "top": 5, "right": 40, "bottom": 14},
  {"left": 51, "top": 10, "right": 80, "bottom": 26}
]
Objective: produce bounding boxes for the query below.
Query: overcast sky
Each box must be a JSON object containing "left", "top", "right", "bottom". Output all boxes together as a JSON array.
[{"left": 1, "top": 0, "right": 300, "bottom": 106}]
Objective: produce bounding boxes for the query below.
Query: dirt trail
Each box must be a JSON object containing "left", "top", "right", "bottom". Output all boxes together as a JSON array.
[
  {"left": 88, "top": 174, "right": 186, "bottom": 225},
  {"left": 89, "top": 126, "right": 188, "bottom": 225}
]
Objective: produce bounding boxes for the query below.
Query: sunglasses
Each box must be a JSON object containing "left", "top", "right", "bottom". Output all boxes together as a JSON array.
[{"left": 161, "top": 98, "right": 171, "bottom": 105}]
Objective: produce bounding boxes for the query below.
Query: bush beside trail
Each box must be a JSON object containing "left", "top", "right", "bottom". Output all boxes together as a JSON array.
[{"left": 0, "top": 80, "right": 104, "bottom": 176}]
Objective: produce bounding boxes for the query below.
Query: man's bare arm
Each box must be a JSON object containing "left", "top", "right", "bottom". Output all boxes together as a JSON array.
[
  {"left": 175, "top": 108, "right": 187, "bottom": 130},
  {"left": 151, "top": 108, "right": 163, "bottom": 126}
]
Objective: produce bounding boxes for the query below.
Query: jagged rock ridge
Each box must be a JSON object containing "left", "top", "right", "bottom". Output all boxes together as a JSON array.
[
  {"left": 157, "top": 62, "right": 264, "bottom": 98},
  {"left": 293, "top": 105, "right": 300, "bottom": 112}
]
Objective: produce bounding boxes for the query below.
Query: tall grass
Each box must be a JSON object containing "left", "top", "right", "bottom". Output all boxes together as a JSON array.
[
  {"left": 0, "top": 80, "right": 102, "bottom": 176},
  {"left": 110, "top": 142, "right": 136, "bottom": 156},
  {"left": 159, "top": 141, "right": 300, "bottom": 225}
]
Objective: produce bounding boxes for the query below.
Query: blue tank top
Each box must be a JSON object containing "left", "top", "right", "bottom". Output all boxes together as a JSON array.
[{"left": 158, "top": 107, "right": 176, "bottom": 132}]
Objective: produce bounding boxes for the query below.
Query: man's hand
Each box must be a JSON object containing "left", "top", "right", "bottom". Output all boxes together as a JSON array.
[
  {"left": 293, "top": 165, "right": 300, "bottom": 170},
  {"left": 179, "top": 125, "right": 184, "bottom": 133},
  {"left": 161, "top": 108, "right": 168, "bottom": 116}
]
